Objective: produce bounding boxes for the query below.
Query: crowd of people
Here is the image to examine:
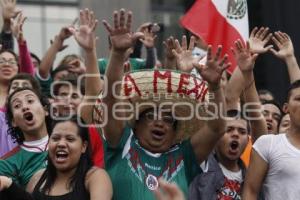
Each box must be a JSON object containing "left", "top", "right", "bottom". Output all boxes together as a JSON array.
[{"left": 0, "top": 1, "right": 300, "bottom": 200}]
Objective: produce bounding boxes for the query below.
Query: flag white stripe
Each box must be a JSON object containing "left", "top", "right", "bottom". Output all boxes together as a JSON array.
[{"left": 212, "top": 0, "right": 249, "bottom": 41}]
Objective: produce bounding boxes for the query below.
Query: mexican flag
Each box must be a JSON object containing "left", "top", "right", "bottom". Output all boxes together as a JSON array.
[{"left": 181, "top": 0, "right": 249, "bottom": 74}]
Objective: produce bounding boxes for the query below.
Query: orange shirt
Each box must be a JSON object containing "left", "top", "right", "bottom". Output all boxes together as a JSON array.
[{"left": 241, "top": 137, "right": 252, "bottom": 167}]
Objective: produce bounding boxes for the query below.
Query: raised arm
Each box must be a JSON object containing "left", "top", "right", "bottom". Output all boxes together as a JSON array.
[
  {"left": 248, "top": 27, "right": 273, "bottom": 54},
  {"left": 191, "top": 45, "right": 230, "bottom": 164},
  {"left": 102, "top": 9, "right": 144, "bottom": 146},
  {"left": 270, "top": 31, "right": 300, "bottom": 83},
  {"left": 68, "top": 9, "right": 102, "bottom": 124},
  {"left": 172, "top": 35, "right": 201, "bottom": 73},
  {"left": 225, "top": 27, "right": 272, "bottom": 111},
  {"left": 232, "top": 39, "right": 267, "bottom": 142},
  {"left": 163, "top": 36, "right": 177, "bottom": 69},
  {"left": 224, "top": 67, "right": 244, "bottom": 111},
  {"left": 139, "top": 28, "right": 156, "bottom": 69},
  {"left": 130, "top": 22, "right": 151, "bottom": 58},
  {"left": 11, "top": 12, "right": 35, "bottom": 75},
  {"left": 38, "top": 26, "right": 72, "bottom": 79},
  {"left": 0, "top": 0, "right": 20, "bottom": 50}
]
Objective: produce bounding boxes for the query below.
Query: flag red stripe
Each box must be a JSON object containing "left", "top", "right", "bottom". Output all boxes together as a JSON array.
[{"left": 181, "top": 0, "right": 246, "bottom": 74}]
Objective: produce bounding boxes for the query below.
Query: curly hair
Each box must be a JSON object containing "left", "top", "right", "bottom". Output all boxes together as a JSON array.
[{"left": 5, "top": 87, "right": 52, "bottom": 144}]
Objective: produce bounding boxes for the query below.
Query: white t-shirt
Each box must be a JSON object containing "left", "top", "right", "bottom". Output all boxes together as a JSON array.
[
  {"left": 216, "top": 163, "right": 243, "bottom": 199},
  {"left": 219, "top": 163, "right": 243, "bottom": 183},
  {"left": 253, "top": 134, "right": 300, "bottom": 200}
]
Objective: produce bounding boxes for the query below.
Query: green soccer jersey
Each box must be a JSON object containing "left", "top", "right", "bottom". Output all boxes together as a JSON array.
[
  {"left": 0, "top": 147, "right": 47, "bottom": 187},
  {"left": 98, "top": 58, "right": 146, "bottom": 74},
  {"left": 105, "top": 126, "right": 202, "bottom": 200}
]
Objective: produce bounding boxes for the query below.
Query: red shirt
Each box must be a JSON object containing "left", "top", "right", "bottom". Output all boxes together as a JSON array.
[{"left": 88, "top": 125, "right": 104, "bottom": 168}]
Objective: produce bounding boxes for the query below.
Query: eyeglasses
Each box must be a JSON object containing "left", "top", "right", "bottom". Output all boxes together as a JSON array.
[
  {"left": 144, "top": 112, "right": 175, "bottom": 125},
  {"left": 0, "top": 59, "right": 18, "bottom": 66}
]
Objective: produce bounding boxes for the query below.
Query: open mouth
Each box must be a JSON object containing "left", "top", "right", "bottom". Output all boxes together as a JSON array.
[
  {"left": 230, "top": 141, "right": 239, "bottom": 151},
  {"left": 151, "top": 130, "right": 165, "bottom": 140},
  {"left": 62, "top": 106, "right": 76, "bottom": 114},
  {"left": 267, "top": 123, "right": 273, "bottom": 131},
  {"left": 23, "top": 112, "right": 34, "bottom": 122},
  {"left": 55, "top": 150, "right": 69, "bottom": 162}
]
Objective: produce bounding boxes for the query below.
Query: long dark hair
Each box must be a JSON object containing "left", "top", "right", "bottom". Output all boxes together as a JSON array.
[
  {"left": 41, "top": 116, "right": 92, "bottom": 199},
  {"left": 5, "top": 87, "right": 52, "bottom": 144}
]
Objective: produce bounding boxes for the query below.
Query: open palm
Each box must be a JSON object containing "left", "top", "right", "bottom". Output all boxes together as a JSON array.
[
  {"left": 102, "top": 9, "right": 144, "bottom": 53},
  {"left": 249, "top": 27, "right": 273, "bottom": 54},
  {"left": 173, "top": 36, "right": 201, "bottom": 73},
  {"left": 1, "top": 0, "right": 21, "bottom": 20},
  {"left": 232, "top": 40, "right": 258, "bottom": 72},
  {"left": 140, "top": 28, "right": 156, "bottom": 48},
  {"left": 69, "top": 9, "right": 97, "bottom": 51},
  {"left": 163, "top": 36, "right": 176, "bottom": 59},
  {"left": 176, "top": 51, "right": 199, "bottom": 73},
  {"left": 270, "top": 31, "right": 294, "bottom": 60},
  {"left": 194, "top": 45, "right": 230, "bottom": 86},
  {"left": 10, "top": 12, "right": 26, "bottom": 40}
]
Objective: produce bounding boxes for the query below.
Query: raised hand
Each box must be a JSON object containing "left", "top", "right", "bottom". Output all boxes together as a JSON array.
[
  {"left": 102, "top": 8, "right": 144, "bottom": 53},
  {"left": 10, "top": 11, "right": 26, "bottom": 41},
  {"left": 137, "top": 22, "right": 152, "bottom": 32},
  {"left": 68, "top": 9, "right": 98, "bottom": 52},
  {"left": 231, "top": 39, "right": 258, "bottom": 72},
  {"left": 139, "top": 28, "right": 157, "bottom": 48},
  {"left": 50, "top": 18, "right": 77, "bottom": 52},
  {"left": 194, "top": 45, "right": 230, "bottom": 87},
  {"left": 163, "top": 36, "right": 176, "bottom": 59},
  {"left": 58, "top": 26, "right": 73, "bottom": 41},
  {"left": 1, "top": 0, "right": 21, "bottom": 21},
  {"left": 270, "top": 31, "right": 294, "bottom": 60},
  {"left": 50, "top": 27, "right": 71, "bottom": 52},
  {"left": 172, "top": 35, "right": 202, "bottom": 73},
  {"left": 249, "top": 27, "right": 273, "bottom": 54}
]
